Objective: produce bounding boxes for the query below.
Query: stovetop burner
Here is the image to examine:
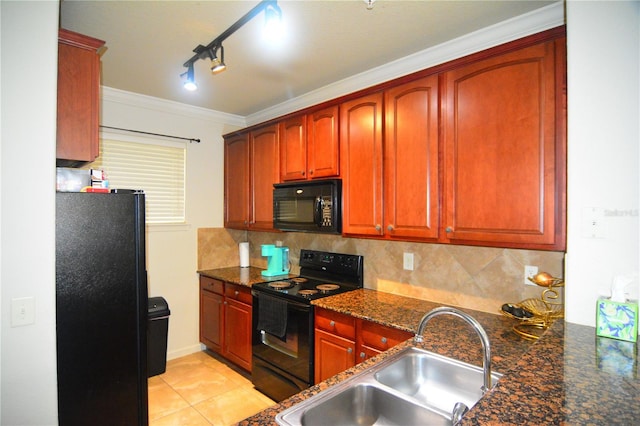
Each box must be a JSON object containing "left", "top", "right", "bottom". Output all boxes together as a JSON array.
[{"left": 268, "top": 281, "right": 294, "bottom": 290}]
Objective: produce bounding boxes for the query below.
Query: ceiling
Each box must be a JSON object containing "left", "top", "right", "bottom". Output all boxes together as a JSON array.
[{"left": 60, "top": 0, "right": 558, "bottom": 117}]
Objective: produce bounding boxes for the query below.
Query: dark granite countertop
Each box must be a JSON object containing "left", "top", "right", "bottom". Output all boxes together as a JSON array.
[
  {"left": 198, "top": 266, "right": 294, "bottom": 287},
  {"left": 238, "top": 289, "right": 640, "bottom": 425}
]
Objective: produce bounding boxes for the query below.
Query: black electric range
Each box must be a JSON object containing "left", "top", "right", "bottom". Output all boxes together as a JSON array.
[{"left": 251, "top": 249, "right": 364, "bottom": 402}]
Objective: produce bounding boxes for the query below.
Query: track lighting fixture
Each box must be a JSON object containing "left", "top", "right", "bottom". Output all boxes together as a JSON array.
[
  {"left": 181, "top": 0, "right": 283, "bottom": 91},
  {"left": 364, "top": 0, "right": 376, "bottom": 10},
  {"left": 181, "top": 63, "right": 197, "bottom": 91}
]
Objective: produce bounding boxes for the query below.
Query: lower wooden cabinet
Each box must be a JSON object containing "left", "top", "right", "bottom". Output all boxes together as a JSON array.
[
  {"left": 199, "top": 276, "right": 253, "bottom": 371},
  {"left": 314, "top": 307, "right": 412, "bottom": 383}
]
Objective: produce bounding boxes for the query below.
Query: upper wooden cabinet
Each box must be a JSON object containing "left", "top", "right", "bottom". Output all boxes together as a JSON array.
[
  {"left": 280, "top": 106, "right": 340, "bottom": 181},
  {"left": 441, "top": 38, "right": 566, "bottom": 250},
  {"left": 341, "top": 76, "right": 440, "bottom": 240},
  {"left": 56, "top": 29, "right": 105, "bottom": 166},
  {"left": 224, "top": 125, "right": 279, "bottom": 231},
  {"left": 224, "top": 132, "right": 250, "bottom": 229},
  {"left": 250, "top": 124, "right": 280, "bottom": 230},
  {"left": 384, "top": 76, "right": 440, "bottom": 241},
  {"left": 340, "top": 93, "right": 384, "bottom": 237}
]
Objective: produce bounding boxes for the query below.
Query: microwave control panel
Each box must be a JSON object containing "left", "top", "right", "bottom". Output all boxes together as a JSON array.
[{"left": 320, "top": 196, "right": 333, "bottom": 227}]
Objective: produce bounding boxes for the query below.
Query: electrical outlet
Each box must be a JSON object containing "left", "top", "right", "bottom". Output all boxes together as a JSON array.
[
  {"left": 524, "top": 265, "right": 538, "bottom": 286},
  {"left": 403, "top": 253, "right": 414, "bottom": 271}
]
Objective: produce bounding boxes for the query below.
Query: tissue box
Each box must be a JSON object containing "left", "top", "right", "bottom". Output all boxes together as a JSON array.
[{"left": 596, "top": 298, "right": 638, "bottom": 342}]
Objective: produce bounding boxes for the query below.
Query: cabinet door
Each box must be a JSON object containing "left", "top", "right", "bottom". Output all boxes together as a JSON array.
[
  {"left": 224, "top": 133, "right": 250, "bottom": 229},
  {"left": 442, "top": 39, "right": 564, "bottom": 249},
  {"left": 384, "top": 76, "right": 440, "bottom": 240},
  {"left": 250, "top": 124, "right": 279, "bottom": 230},
  {"left": 280, "top": 115, "right": 307, "bottom": 181},
  {"left": 314, "top": 329, "right": 356, "bottom": 383},
  {"left": 200, "top": 289, "right": 224, "bottom": 352},
  {"left": 340, "top": 93, "right": 384, "bottom": 236},
  {"left": 307, "top": 106, "right": 340, "bottom": 179},
  {"left": 224, "top": 298, "right": 252, "bottom": 372},
  {"left": 56, "top": 29, "right": 105, "bottom": 164}
]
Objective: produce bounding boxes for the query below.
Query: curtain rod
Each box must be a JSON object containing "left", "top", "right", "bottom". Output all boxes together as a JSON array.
[{"left": 100, "top": 125, "right": 201, "bottom": 143}]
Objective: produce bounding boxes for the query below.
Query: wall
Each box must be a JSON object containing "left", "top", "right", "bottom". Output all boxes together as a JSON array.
[
  {"left": 101, "top": 88, "right": 244, "bottom": 359},
  {"left": 564, "top": 1, "right": 640, "bottom": 327},
  {"left": 199, "top": 229, "right": 564, "bottom": 315},
  {"left": 0, "top": 1, "right": 59, "bottom": 424}
]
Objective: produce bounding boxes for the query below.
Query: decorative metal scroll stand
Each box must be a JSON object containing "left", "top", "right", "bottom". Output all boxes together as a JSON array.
[{"left": 501, "top": 275, "right": 565, "bottom": 340}]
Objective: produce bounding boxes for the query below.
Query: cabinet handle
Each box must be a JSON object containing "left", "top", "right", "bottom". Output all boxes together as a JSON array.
[
  {"left": 301, "top": 171, "right": 305, "bottom": 176},
  {"left": 381, "top": 337, "right": 388, "bottom": 344},
  {"left": 223, "top": 301, "right": 227, "bottom": 305},
  {"left": 445, "top": 226, "right": 453, "bottom": 233},
  {"left": 375, "top": 224, "right": 381, "bottom": 232},
  {"left": 347, "top": 347, "right": 353, "bottom": 354},
  {"left": 329, "top": 320, "right": 335, "bottom": 327},
  {"left": 387, "top": 225, "right": 394, "bottom": 231},
  {"left": 360, "top": 352, "right": 366, "bottom": 359},
  {"left": 234, "top": 290, "right": 239, "bottom": 297},
  {"left": 309, "top": 170, "right": 314, "bottom": 175}
]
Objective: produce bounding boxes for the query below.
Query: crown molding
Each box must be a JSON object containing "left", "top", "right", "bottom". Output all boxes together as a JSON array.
[
  {"left": 101, "top": 86, "right": 246, "bottom": 127},
  {"left": 246, "top": 1, "right": 565, "bottom": 126}
]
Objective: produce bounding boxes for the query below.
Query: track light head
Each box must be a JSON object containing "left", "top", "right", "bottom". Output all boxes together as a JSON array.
[
  {"left": 210, "top": 45, "right": 226, "bottom": 74},
  {"left": 181, "top": 63, "right": 197, "bottom": 91}
]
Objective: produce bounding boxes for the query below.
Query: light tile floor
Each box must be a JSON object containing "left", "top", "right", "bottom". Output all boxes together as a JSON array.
[{"left": 149, "top": 351, "right": 276, "bottom": 425}]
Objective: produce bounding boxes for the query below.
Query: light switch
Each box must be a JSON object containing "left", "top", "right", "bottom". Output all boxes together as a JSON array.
[{"left": 11, "top": 297, "right": 35, "bottom": 327}]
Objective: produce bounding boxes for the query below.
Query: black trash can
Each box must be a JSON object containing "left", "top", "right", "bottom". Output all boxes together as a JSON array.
[{"left": 147, "top": 297, "right": 170, "bottom": 377}]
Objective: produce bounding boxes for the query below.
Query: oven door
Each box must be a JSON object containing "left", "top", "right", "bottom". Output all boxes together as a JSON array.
[{"left": 251, "top": 290, "right": 314, "bottom": 401}]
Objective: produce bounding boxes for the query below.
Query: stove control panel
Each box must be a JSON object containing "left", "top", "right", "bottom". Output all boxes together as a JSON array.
[{"left": 299, "top": 249, "right": 363, "bottom": 279}]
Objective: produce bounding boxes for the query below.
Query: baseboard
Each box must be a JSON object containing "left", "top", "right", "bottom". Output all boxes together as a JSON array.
[{"left": 166, "top": 343, "right": 203, "bottom": 361}]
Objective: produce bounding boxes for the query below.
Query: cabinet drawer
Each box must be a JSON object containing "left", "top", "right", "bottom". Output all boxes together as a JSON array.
[
  {"left": 200, "top": 276, "right": 224, "bottom": 295},
  {"left": 359, "top": 320, "right": 412, "bottom": 352},
  {"left": 225, "top": 283, "right": 252, "bottom": 305},
  {"left": 315, "top": 308, "right": 356, "bottom": 340}
]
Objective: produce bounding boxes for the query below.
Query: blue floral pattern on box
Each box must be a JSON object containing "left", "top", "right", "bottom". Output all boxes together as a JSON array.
[{"left": 596, "top": 299, "right": 638, "bottom": 343}]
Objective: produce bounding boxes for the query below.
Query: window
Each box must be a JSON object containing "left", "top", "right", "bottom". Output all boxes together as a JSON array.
[{"left": 88, "top": 137, "right": 186, "bottom": 224}]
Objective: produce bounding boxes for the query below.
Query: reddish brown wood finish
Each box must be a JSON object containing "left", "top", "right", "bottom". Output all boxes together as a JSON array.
[
  {"left": 224, "top": 284, "right": 252, "bottom": 372},
  {"left": 56, "top": 29, "right": 105, "bottom": 165},
  {"left": 199, "top": 276, "right": 224, "bottom": 352},
  {"left": 340, "top": 93, "right": 384, "bottom": 236},
  {"left": 280, "top": 106, "right": 340, "bottom": 181},
  {"left": 314, "top": 308, "right": 412, "bottom": 382},
  {"left": 314, "top": 329, "right": 356, "bottom": 383},
  {"left": 384, "top": 76, "right": 440, "bottom": 240},
  {"left": 307, "top": 106, "right": 340, "bottom": 179},
  {"left": 279, "top": 115, "right": 307, "bottom": 181},
  {"left": 441, "top": 39, "right": 564, "bottom": 249},
  {"left": 224, "top": 133, "right": 250, "bottom": 229},
  {"left": 199, "top": 278, "right": 253, "bottom": 372},
  {"left": 249, "top": 124, "right": 279, "bottom": 230}
]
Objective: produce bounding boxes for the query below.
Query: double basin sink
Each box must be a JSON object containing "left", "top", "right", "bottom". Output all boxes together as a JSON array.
[{"left": 276, "top": 346, "right": 502, "bottom": 425}]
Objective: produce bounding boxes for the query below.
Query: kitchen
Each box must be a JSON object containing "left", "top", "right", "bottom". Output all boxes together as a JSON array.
[{"left": 1, "top": 1, "right": 639, "bottom": 425}]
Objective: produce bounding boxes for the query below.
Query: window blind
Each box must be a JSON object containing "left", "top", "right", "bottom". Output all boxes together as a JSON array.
[{"left": 88, "top": 139, "right": 186, "bottom": 224}]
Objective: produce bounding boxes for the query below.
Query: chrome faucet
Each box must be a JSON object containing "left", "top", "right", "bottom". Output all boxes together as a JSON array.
[{"left": 414, "top": 306, "right": 493, "bottom": 395}]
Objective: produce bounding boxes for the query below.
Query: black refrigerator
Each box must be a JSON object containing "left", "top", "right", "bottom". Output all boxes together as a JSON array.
[{"left": 56, "top": 191, "right": 148, "bottom": 425}]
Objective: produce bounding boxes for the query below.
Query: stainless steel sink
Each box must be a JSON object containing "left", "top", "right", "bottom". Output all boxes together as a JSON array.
[
  {"left": 374, "top": 347, "right": 502, "bottom": 414},
  {"left": 276, "top": 346, "right": 502, "bottom": 426},
  {"left": 299, "top": 383, "right": 450, "bottom": 426}
]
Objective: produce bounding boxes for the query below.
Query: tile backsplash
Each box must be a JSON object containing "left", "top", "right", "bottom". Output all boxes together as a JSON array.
[{"left": 198, "top": 228, "right": 565, "bottom": 315}]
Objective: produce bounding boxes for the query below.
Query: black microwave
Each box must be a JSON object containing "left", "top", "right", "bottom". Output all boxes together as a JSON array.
[{"left": 273, "top": 179, "right": 342, "bottom": 234}]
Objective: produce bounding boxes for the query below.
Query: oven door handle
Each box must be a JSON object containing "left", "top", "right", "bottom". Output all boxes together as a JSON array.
[{"left": 252, "top": 290, "right": 312, "bottom": 312}]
